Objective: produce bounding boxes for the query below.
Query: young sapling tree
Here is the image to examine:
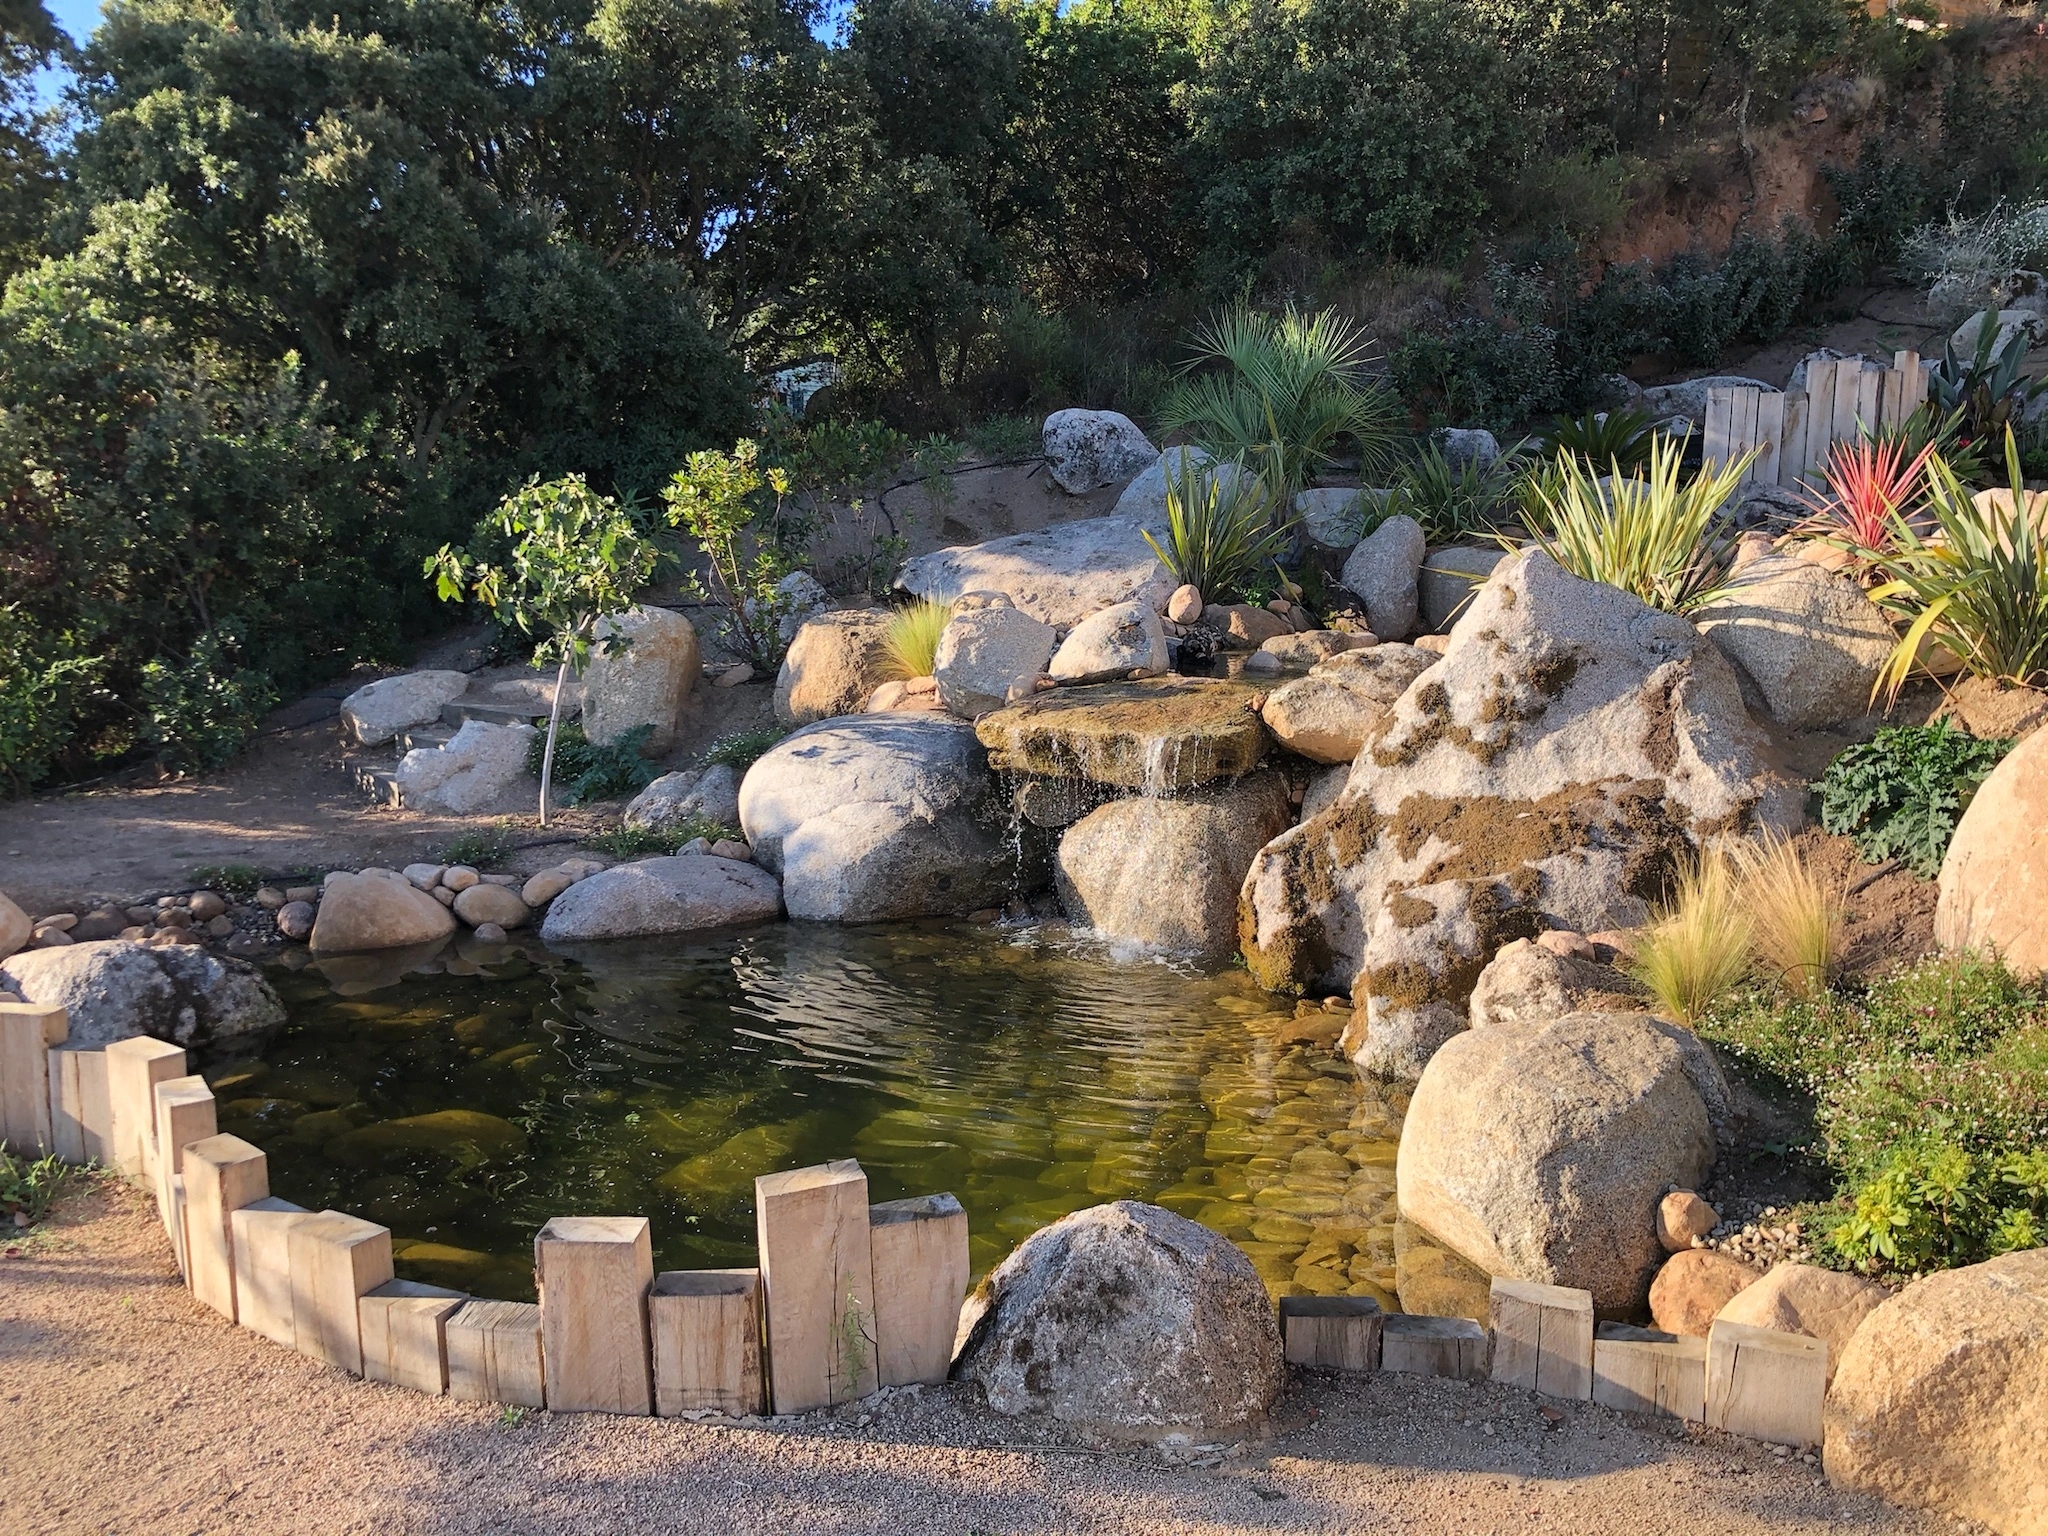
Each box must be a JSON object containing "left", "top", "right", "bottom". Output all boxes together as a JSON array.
[{"left": 426, "top": 475, "right": 664, "bottom": 827}]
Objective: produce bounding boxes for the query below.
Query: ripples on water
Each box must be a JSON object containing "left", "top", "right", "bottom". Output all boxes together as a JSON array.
[{"left": 223, "top": 922, "right": 1412, "bottom": 1304}]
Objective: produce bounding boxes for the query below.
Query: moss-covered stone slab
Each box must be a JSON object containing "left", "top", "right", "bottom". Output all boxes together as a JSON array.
[{"left": 976, "top": 676, "right": 1270, "bottom": 790}]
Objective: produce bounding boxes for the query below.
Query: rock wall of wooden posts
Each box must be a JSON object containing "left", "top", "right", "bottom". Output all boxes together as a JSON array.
[
  {"left": 1701, "top": 353, "right": 1929, "bottom": 491},
  {"left": 6, "top": 1001, "right": 1828, "bottom": 1451}
]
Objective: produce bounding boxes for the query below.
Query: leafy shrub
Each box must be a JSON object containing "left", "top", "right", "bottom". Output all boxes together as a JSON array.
[
  {"left": 1158, "top": 305, "right": 1400, "bottom": 498},
  {"left": 700, "top": 727, "right": 788, "bottom": 773},
  {"left": 138, "top": 628, "right": 277, "bottom": 776},
  {"left": 1520, "top": 433, "right": 1752, "bottom": 616},
  {"left": 440, "top": 823, "right": 515, "bottom": 869},
  {"left": 1701, "top": 953, "right": 2048, "bottom": 1276},
  {"left": 1385, "top": 441, "right": 1527, "bottom": 543},
  {"left": 0, "top": 609, "right": 104, "bottom": 793},
  {"left": 1142, "top": 455, "right": 1293, "bottom": 603},
  {"left": 1628, "top": 844, "right": 1753, "bottom": 1025},
  {"left": 189, "top": 864, "right": 263, "bottom": 898},
  {"left": 582, "top": 816, "right": 738, "bottom": 858},
  {"left": 662, "top": 443, "right": 800, "bottom": 669},
  {"left": 1899, "top": 199, "right": 2048, "bottom": 321},
  {"left": 524, "top": 722, "right": 657, "bottom": 807},
  {"left": 965, "top": 414, "right": 1043, "bottom": 460},
  {"left": 0, "top": 1144, "right": 67, "bottom": 1224},
  {"left": 881, "top": 600, "right": 951, "bottom": 681},
  {"left": 1816, "top": 722, "right": 2013, "bottom": 877},
  {"left": 1868, "top": 434, "right": 2048, "bottom": 700}
]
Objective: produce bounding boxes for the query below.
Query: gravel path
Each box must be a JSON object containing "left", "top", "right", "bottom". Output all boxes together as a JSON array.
[{"left": 2, "top": 1178, "right": 1945, "bottom": 1536}]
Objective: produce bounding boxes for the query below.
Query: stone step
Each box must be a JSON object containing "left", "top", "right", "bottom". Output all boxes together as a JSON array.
[
  {"left": 395, "top": 724, "right": 454, "bottom": 754},
  {"left": 441, "top": 700, "right": 544, "bottom": 730},
  {"left": 355, "top": 765, "right": 404, "bottom": 808}
]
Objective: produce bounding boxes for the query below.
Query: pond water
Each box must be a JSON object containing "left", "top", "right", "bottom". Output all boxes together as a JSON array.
[{"left": 219, "top": 922, "right": 1409, "bottom": 1306}]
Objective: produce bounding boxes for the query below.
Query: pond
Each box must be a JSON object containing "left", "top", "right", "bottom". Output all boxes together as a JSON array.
[{"left": 217, "top": 921, "right": 1409, "bottom": 1306}]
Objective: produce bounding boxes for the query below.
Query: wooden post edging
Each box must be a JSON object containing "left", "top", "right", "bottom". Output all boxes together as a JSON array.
[
  {"left": 1280, "top": 1294, "right": 1384, "bottom": 1372},
  {"left": 755, "top": 1159, "right": 878, "bottom": 1414},
  {"left": 104, "top": 1036, "right": 185, "bottom": 1182},
  {"left": 0, "top": 1002, "right": 67, "bottom": 1156},
  {"left": 536, "top": 1215, "right": 654, "bottom": 1415},
  {"left": 650, "top": 1269, "right": 763, "bottom": 1417},
  {"left": 869, "top": 1192, "right": 970, "bottom": 1388},
  {"left": 1489, "top": 1277, "right": 1595, "bottom": 1400},
  {"left": 1705, "top": 1317, "right": 1827, "bottom": 1447},
  {"left": 1593, "top": 1321, "right": 1707, "bottom": 1421}
]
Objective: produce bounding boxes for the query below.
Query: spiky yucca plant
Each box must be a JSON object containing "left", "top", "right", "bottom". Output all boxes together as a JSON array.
[
  {"left": 1798, "top": 435, "right": 1934, "bottom": 575},
  {"left": 1629, "top": 844, "right": 1755, "bottom": 1027},
  {"left": 1157, "top": 305, "right": 1401, "bottom": 500},
  {"left": 1868, "top": 428, "right": 2048, "bottom": 703},
  {"left": 1143, "top": 454, "right": 1294, "bottom": 602},
  {"left": 1730, "top": 832, "right": 1846, "bottom": 1001},
  {"left": 1519, "top": 433, "right": 1755, "bottom": 616},
  {"left": 880, "top": 599, "right": 951, "bottom": 681}
]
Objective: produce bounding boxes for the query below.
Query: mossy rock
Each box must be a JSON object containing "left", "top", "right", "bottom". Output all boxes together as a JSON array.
[{"left": 975, "top": 676, "right": 1270, "bottom": 790}]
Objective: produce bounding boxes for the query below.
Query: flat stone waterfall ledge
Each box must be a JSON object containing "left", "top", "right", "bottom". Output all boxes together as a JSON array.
[{"left": 975, "top": 675, "right": 1271, "bottom": 792}]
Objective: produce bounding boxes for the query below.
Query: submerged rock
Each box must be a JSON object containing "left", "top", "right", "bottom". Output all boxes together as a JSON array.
[
  {"left": 0, "top": 938, "right": 285, "bottom": 1050},
  {"left": 977, "top": 676, "right": 1269, "bottom": 791},
  {"left": 327, "top": 1109, "right": 528, "bottom": 1167},
  {"left": 1240, "top": 553, "right": 1799, "bottom": 1069},
  {"left": 1825, "top": 1249, "right": 2048, "bottom": 1536},
  {"left": 1395, "top": 1009, "right": 1718, "bottom": 1313},
  {"left": 954, "top": 1201, "right": 1284, "bottom": 1439},
  {"left": 739, "top": 714, "right": 1015, "bottom": 920},
  {"left": 539, "top": 856, "right": 781, "bottom": 941},
  {"left": 1055, "top": 771, "right": 1293, "bottom": 960}
]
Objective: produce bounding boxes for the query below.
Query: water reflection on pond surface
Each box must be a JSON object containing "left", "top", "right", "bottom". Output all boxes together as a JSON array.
[{"left": 224, "top": 922, "right": 1409, "bottom": 1304}]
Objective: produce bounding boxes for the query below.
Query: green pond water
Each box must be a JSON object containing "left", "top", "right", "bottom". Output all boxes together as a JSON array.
[{"left": 218, "top": 921, "right": 1410, "bottom": 1305}]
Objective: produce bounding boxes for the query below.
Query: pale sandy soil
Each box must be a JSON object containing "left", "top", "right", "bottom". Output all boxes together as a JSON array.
[{"left": 0, "top": 1178, "right": 1951, "bottom": 1536}]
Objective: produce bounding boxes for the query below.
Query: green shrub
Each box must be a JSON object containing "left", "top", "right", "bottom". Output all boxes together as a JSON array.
[
  {"left": 440, "top": 823, "right": 515, "bottom": 869},
  {"left": 189, "top": 864, "right": 263, "bottom": 898},
  {"left": 523, "top": 722, "right": 657, "bottom": 807},
  {"left": 1538, "top": 406, "right": 1657, "bottom": 475},
  {"left": 138, "top": 627, "right": 277, "bottom": 776},
  {"left": 700, "top": 727, "right": 787, "bottom": 773},
  {"left": 1142, "top": 454, "right": 1293, "bottom": 603},
  {"left": 582, "top": 815, "right": 739, "bottom": 859},
  {"left": 0, "top": 609, "right": 104, "bottom": 793},
  {"left": 0, "top": 1144, "right": 68, "bottom": 1224},
  {"left": 1519, "top": 433, "right": 1752, "bottom": 615},
  {"left": 1816, "top": 722, "right": 2013, "bottom": 878}
]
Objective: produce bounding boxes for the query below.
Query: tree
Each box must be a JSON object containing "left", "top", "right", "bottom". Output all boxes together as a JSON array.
[
  {"left": 427, "top": 476, "right": 666, "bottom": 826},
  {"left": 0, "top": 0, "right": 64, "bottom": 280}
]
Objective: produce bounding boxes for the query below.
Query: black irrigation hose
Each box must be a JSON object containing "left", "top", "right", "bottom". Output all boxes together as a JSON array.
[{"left": 873, "top": 455, "right": 1051, "bottom": 533}]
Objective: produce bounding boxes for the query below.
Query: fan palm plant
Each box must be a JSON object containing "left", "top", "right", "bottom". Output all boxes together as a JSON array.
[
  {"left": 1538, "top": 406, "right": 1658, "bottom": 474},
  {"left": 1518, "top": 432, "right": 1756, "bottom": 616},
  {"left": 1157, "top": 305, "right": 1401, "bottom": 500},
  {"left": 1867, "top": 428, "right": 2048, "bottom": 703}
]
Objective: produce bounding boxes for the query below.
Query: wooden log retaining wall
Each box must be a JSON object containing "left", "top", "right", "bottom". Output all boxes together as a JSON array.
[
  {"left": 2, "top": 1006, "right": 1828, "bottom": 1446},
  {"left": 1700, "top": 352, "right": 1929, "bottom": 491}
]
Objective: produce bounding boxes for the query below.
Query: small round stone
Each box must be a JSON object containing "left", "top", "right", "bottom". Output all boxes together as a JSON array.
[
  {"left": 186, "top": 891, "right": 228, "bottom": 922},
  {"left": 275, "top": 901, "right": 316, "bottom": 940},
  {"left": 470, "top": 922, "right": 508, "bottom": 943},
  {"left": 442, "top": 865, "right": 481, "bottom": 892}
]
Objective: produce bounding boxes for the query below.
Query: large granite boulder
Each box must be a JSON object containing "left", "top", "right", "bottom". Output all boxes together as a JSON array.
[
  {"left": 977, "top": 676, "right": 1268, "bottom": 792},
  {"left": 1714, "top": 1261, "right": 1886, "bottom": 1385},
  {"left": 1295, "top": 487, "right": 1376, "bottom": 550},
  {"left": 895, "top": 517, "right": 1172, "bottom": 630},
  {"left": 1240, "top": 553, "right": 1799, "bottom": 1074},
  {"left": 1417, "top": 545, "right": 1514, "bottom": 634},
  {"left": 1394, "top": 1010, "right": 1719, "bottom": 1312},
  {"left": 1825, "top": 1249, "right": 2048, "bottom": 1536},
  {"left": 1937, "top": 725, "right": 2048, "bottom": 974},
  {"left": 393, "top": 720, "right": 535, "bottom": 814},
  {"left": 738, "top": 714, "right": 1013, "bottom": 920},
  {"left": 310, "top": 871, "right": 458, "bottom": 954},
  {"left": 1638, "top": 375, "right": 1771, "bottom": 423},
  {"left": 0, "top": 939, "right": 285, "bottom": 1050},
  {"left": 1696, "top": 555, "right": 1897, "bottom": 730},
  {"left": 1055, "top": 771, "right": 1293, "bottom": 960},
  {"left": 1048, "top": 601, "right": 1168, "bottom": 684},
  {"left": 1042, "top": 409, "right": 1157, "bottom": 495},
  {"left": 623, "top": 763, "right": 742, "bottom": 833},
  {"left": 581, "top": 605, "right": 700, "bottom": 756},
  {"left": 934, "top": 606, "right": 1057, "bottom": 719},
  {"left": 0, "top": 890, "right": 29, "bottom": 961},
  {"left": 954, "top": 1201, "right": 1285, "bottom": 1439},
  {"left": 538, "top": 856, "right": 782, "bottom": 942},
  {"left": 774, "top": 609, "right": 893, "bottom": 725},
  {"left": 1340, "top": 515, "right": 1426, "bottom": 639},
  {"left": 339, "top": 671, "right": 469, "bottom": 747},
  {"left": 1259, "top": 644, "right": 1434, "bottom": 765}
]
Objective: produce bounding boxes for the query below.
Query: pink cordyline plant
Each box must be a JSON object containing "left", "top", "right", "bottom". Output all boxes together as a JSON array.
[{"left": 1797, "top": 437, "right": 1936, "bottom": 575}]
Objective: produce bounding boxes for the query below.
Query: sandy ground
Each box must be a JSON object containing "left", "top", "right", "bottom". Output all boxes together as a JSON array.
[{"left": 0, "top": 1177, "right": 1950, "bottom": 1536}]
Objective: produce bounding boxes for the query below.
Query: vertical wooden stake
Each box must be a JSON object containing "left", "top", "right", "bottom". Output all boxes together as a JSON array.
[
  {"left": 650, "top": 1269, "right": 764, "bottom": 1417},
  {"left": 287, "top": 1210, "right": 394, "bottom": 1375},
  {"left": 360, "top": 1279, "right": 467, "bottom": 1395},
  {"left": 105, "top": 1036, "right": 185, "bottom": 1182},
  {"left": 1489, "top": 1277, "right": 1594, "bottom": 1400},
  {"left": 182, "top": 1134, "right": 269, "bottom": 1321},
  {"left": 1753, "top": 390, "right": 1786, "bottom": 486},
  {"left": 535, "top": 1215, "right": 654, "bottom": 1415},
  {"left": 1280, "top": 1295, "right": 1384, "bottom": 1372},
  {"left": 230, "top": 1197, "right": 310, "bottom": 1348},
  {"left": 1704, "top": 1319, "right": 1826, "bottom": 1447},
  {"left": 446, "top": 1300, "right": 546, "bottom": 1408},
  {"left": 756, "top": 1159, "right": 877, "bottom": 1413},
  {"left": 151, "top": 1075, "right": 216, "bottom": 1273},
  {"left": 0, "top": 1002, "right": 67, "bottom": 1155},
  {"left": 869, "top": 1193, "right": 970, "bottom": 1388}
]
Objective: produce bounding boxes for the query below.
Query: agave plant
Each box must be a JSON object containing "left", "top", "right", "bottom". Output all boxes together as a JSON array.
[
  {"left": 1867, "top": 428, "right": 2048, "bottom": 703},
  {"left": 1143, "top": 454, "right": 1294, "bottom": 603},
  {"left": 1157, "top": 305, "right": 1401, "bottom": 501},
  {"left": 1797, "top": 435, "right": 1935, "bottom": 573},
  {"left": 1518, "top": 432, "right": 1755, "bottom": 616},
  {"left": 1930, "top": 315, "right": 2048, "bottom": 446},
  {"left": 1538, "top": 405, "right": 1658, "bottom": 475}
]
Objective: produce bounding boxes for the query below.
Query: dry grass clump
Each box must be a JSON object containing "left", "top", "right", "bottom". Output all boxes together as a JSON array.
[
  {"left": 1629, "top": 844, "right": 1754, "bottom": 1026},
  {"left": 881, "top": 599, "right": 951, "bottom": 680},
  {"left": 1729, "top": 832, "right": 1846, "bottom": 1001}
]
